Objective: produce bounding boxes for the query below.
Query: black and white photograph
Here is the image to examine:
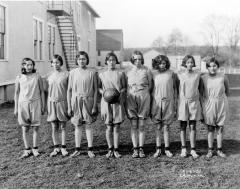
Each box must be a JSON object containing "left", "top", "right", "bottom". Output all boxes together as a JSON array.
[{"left": 1, "top": 0, "right": 240, "bottom": 188}]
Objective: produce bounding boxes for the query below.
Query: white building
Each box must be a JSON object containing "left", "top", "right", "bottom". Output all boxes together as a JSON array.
[{"left": 0, "top": 0, "right": 99, "bottom": 103}]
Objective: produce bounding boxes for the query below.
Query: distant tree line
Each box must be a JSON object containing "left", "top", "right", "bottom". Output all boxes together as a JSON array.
[{"left": 123, "top": 15, "right": 240, "bottom": 67}]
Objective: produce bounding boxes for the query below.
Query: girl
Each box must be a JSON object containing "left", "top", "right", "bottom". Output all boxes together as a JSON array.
[
  {"left": 14, "top": 58, "right": 45, "bottom": 158},
  {"left": 98, "top": 52, "right": 126, "bottom": 158},
  {"left": 151, "top": 55, "right": 176, "bottom": 158},
  {"left": 126, "top": 50, "right": 153, "bottom": 158},
  {"left": 200, "top": 57, "right": 229, "bottom": 158},
  {"left": 67, "top": 51, "right": 98, "bottom": 158},
  {"left": 177, "top": 55, "right": 202, "bottom": 159},
  {"left": 46, "top": 55, "right": 69, "bottom": 157}
]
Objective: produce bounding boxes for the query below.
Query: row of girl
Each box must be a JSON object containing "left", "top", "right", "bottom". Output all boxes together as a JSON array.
[{"left": 14, "top": 50, "right": 229, "bottom": 159}]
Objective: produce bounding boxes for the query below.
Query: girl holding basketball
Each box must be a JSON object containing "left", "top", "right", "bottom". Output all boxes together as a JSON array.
[
  {"left": 14, "top": 58, "right": 45, "bottom": 158},
  {"left": 67, "top": 51, "right": 98, "bottom": 158},
  {"left": 200, "top": 57, "right": 229, "bottom": 158},
  {"left": 126, "top": 50, "right": 153, "bottom": 158},
  {"left": 98, "top": 52, "right": 126, "bottom": 158},
  {"left": 151, "top": 55, "right": 177, "bottom": 158},
  {"left": 46, "top": 55, "right": 69, "bottom": 157},
  {"left": 176, "top": 55, "right": 202, "bottom": 159}
]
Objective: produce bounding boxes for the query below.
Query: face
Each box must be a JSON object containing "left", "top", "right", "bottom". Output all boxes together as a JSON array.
[
  {"left": 51, "top": 58, "right": 62, "bottom": 71},
  {"left": 133, "top": 54, "right": 143, "bottom": 68},
  {"left": 23, "top": 60, "right": 34, "bottom": 73},
  {"left": 207, "top": 62, "right": 218, "bottom": 75},
  {"left": 107, "top": 56, "right": 116, "bottom": 69},
  {"left": 158, "top": 61, "right": 167, "bottom": 72},
  {"left": 186, "top": 58, "right": 194, "bottom": 71},
  {"left": 77, "top": 55, "right": 88, "bottom": 68}
]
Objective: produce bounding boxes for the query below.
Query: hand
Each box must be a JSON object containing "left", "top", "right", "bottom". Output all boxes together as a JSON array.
[
  {"left": 68, "top": 109, "right": 73, "bottom": 117},
  {"left": 91, "top": 106, "right": 98, "bottom": 116},
  {"left": 41, "top": 107, "right": 45, "bottom": 115},
  {"left": 14, "top": 109, "right": 18, "bottom": 118}
]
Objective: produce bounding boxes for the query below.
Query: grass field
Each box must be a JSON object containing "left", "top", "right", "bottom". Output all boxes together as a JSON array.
[{"left": 1, "top": 92, "right": 240, "bottom": 188}]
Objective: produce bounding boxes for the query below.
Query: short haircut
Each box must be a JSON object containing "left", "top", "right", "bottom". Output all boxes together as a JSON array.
[
  {"left": 21, "top": 57, "right": 36, "bottom": 74},
  {"left": 75, "top": 51, "right": 89, "bottom": 65},
  {"left": 182, "top": 55, "right": 196, "bottom": 67},
  {"left": 130, "top": 50, "right": 144, "bottom": 65},
  {"left": 51, "top": 54, "right": 63, "bottom": 66},
  {"left": 206, "top": 57, "right": 220, "bottom": 68},
  {"left": 152, "top": 55, "right": 171, "bottom": 70},
  {"left": 105, "top": 52, "right": 119, "bottom": 65}
]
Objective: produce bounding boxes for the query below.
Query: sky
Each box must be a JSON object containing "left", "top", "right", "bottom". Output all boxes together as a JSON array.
[{"left": 88, "top": 0, "right": 240, "bottom": 48}]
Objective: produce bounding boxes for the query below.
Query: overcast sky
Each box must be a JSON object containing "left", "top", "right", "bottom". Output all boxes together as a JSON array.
[{"left": 88, "top": 0, "right": 240, "bottom": 48}]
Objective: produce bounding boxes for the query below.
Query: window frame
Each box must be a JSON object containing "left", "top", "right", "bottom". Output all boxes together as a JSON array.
[
  {"left": 33, "top": 16, "right": 44, "bottom": 61},
  {"left": 0, "top": 3, "right": 7, "bottom": 61}
]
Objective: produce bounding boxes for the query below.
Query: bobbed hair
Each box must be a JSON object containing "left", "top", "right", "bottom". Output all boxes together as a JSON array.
[
  {"left": 206, "top": 57, "right": 220, "bottom": 68},
  {"left": 75, "top": 51, "right": 89, "bottom": 65},
  {"left": 152, "top": 55, "right": 171, "bottom": 70},
  {"left": 51, "top": 54, "right": 63, "bottom": 66},
  {"left": 105, "top": 52, "right": 119, "bottom": 65},
  {"left": 130, "top": 50, "right": 144, "bottom": 65},
  {"left": 182, "top": 55, "right": 196, "bottom": 67},
  {"left": 21, "top": 57, "right": 36, "bottom": 74}
]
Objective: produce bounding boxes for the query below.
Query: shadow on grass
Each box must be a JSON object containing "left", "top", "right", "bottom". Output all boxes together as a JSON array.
[{"left": 75, "top": 139, "right": 240, "bottom": 157}]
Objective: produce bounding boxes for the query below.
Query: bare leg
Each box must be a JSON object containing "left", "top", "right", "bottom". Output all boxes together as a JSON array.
[
  {"left": 139, "top": 119, "right": 145, "bottom": 147},
  {"left": 75, "top": 125, "right": 83, "bottom": 148},
  {"left": 180, "top": 121, "right": 187, "bottom": 147},
  {"left": 33, "top": 126, "right": 39, "bottom": 148},
  {"left": 60, "top": 122, "right": 67, "bottom": 146},
  {"left": 189, "top": 121, "right": 197, "bottom": 148},
  {"left": 113, "top": 124, "right": 120, "bottom": 149},
  {"left": 22, "top": 126, "right": 30, "bottom": 149},
  {"left": 216, "top": 126, "right": 223, "bottom": 149},
  {"left": 208, "top": 126, "right": 214, "bottom": 149},
  {"left": 163, "top": 124, "right": 170, "bottom": 147},
  {"left": 131, "top": 120, "right": 138, "bottom": 148},
  {"left": 51, "top": 121, "right": 60, "bottom": 146},
  {"left": 86, "top": 124, "right": 93, "bottom": 148},
  {"left": 106, "top": 125, "right": 113, "bottom": 148}
]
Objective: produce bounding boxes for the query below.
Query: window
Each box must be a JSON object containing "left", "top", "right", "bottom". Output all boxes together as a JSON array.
[
  {"left": 33, "top": 18, "right": 43, "bottom": 60},
  {"left": 98, "top": 50, "right": 101, "bottom": 56},
  {"left": 0, "top": 5, "right": 5, "bottom": 59},
  {"left": 47, "top": 24, "right": 56, "bottom": 60}
]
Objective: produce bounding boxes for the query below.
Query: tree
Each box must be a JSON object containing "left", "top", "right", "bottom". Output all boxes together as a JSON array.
[
  {"left": 151, "top": 36, "right": 164, "bottom": 48},
  {"left": 166, "top": 28, "right": 183, "bottom": 55},
  {"left": 201, "top": 15, "right": 227, "bottom": 57}
]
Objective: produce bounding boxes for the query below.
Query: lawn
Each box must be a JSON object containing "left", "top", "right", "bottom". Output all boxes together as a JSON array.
[{"left": 1, "top": 93, "right": 240, "bottom": 188}]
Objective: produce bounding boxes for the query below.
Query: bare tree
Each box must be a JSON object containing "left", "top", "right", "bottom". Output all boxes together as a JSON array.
[
  {"left": 151, "top": 36, "right": 164, "bottom": 48},
  {"left": 167, "top": 28, "right": 183, "bottom": 55},
  {"left": 201, "top": 15, "right": 227, "bottom": 56},
  {"left": 224, "top": 16, "right": 240, "bottom": 52}
]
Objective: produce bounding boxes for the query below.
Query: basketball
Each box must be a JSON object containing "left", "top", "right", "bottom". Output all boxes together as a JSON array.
[{"left": 103, "top": 88, "right": 120, "bottom": 104}]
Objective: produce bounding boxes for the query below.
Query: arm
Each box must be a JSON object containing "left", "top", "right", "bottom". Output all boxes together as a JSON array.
[
  {"left": 120, "top": 72, "right": 127, "bottom": 93},
  {"left": 175, "top": 73, "right": 180, "bottom": 96},
  {"left": 98, "top": 73, "right": 104, "bottom": 95},
  {"left": 38, "top": 76, "right": 45, "bottom": 115},
  {"left": 67, "top": 73, "right": 73, "bottom": 117},
  {"left": 14, "top": 77, "right": 20, "bottom": 116},
  {"left": 92, "top": 72, "right": 98, "bottom": 114},
  {"left": 147, "top": 70, "right": 153, "bottom": 93},
  {"left": 224, "top": 75, "right": 230, "bottom": 97}
]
